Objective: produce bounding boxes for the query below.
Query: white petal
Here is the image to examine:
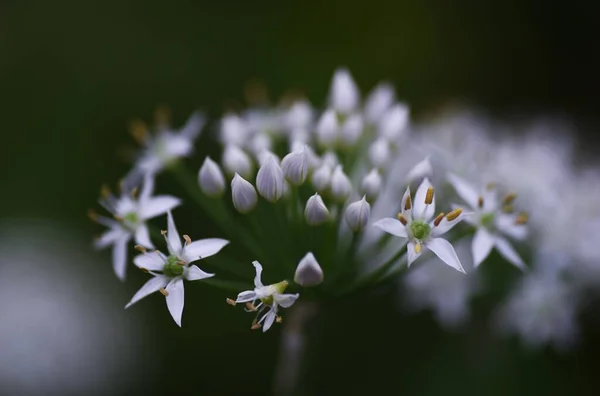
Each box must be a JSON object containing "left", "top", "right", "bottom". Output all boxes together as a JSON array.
[
  {"left": 364, "top": 83, "right": 395, "bottom": 123},
  {"left": 166, "top": 211, "right": 183, "bottom": 255},
  {"left": 493, "top": 236, "right": 526, "bottom": 270},
  {"left": 373, "top": 217, "right": 408, "bottom": 238},
  {"left": 184, "top": 238, "right": 230, "bottom": 261},
  {"left": 185, "top": 265, "right": 214, "bottom": 281},
  {"left": 405, "top": 157, "right": 433, "bottom": 183},
  {"left": 125, "top": 274, "right": 170, "bottom": 308},
  {"left": 133, "top": 251, "right": 166, "bottom": 271},
  {"left": 413, "top": 177, "right": 435, "bottom": 221},
  {"left": 165, "top": 278, "right": 185, "bottom": 327},
  {"left": 252, "top": 261, "right": 264, "bottom": 287},
  {"left": 427, "top": 238, "right": 466, "bottom": 273},
  {"left": 134, "top": 224, "right": 154, "bottom": 249},
  {"left": 139, "top": 196, "right": 181, "bottom": 219},
  {"left": 495, "top": 214, "right": 528, "bottom": 240},
  {"left": 274, "top": 293, "right": 299, "bottom": 308},
  {"left": 446, "top": 173, "right": 479, "bottom": 209},
  {"left": 235, "top": 290, "right": 257, "bottom": 303},
  {"left": 472, "top": 228, "right": 495, "bottom": 267},
  {"left": 95, "top": 227, "right": 126, "bottom": 249},
  {"left": 407, "top": 241, "right": 422, "bottom": 266},
  {"left": 400, "top": 186, "right": 413, "bottom": 219},
  {"left": 139, "top": 173, "right": 155, "bottom": 201},
  {"left": 113, "top": 235, "right": 131, "bottom": 281},
  {"left": 262, "top": 310, "right": 277, "bottom": 332},
  {"left": 179, "top": 111, "right": 205, "bottom": 139}
]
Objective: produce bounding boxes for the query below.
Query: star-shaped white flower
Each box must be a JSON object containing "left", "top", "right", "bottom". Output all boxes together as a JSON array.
[
  {"left": 125, "top": 211, "right": 230, "bottom": 327},
  {"left": 373, "top": 178, "right": 468, "bottom": 273},
  {"left": 447, "top": 173, "right": 527, "bottom": 269},
  {"left": 93, "top": 174, "right": 181, "bottom": 281},
  {"left": 125, "top": 111, "right": 205, "bottom": 188},
  {"left": 228, "top": 261, "right": 299, "bottom": 332}
]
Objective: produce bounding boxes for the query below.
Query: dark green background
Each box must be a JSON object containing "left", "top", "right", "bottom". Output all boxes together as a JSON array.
[{"left": 2, "top": 1, "right": 599, "bottom": 395}]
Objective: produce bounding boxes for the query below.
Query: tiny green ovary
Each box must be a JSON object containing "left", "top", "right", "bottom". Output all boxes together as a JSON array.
[
  {"left": 410, "top": 221, "right": 431, "bottom": 240},
  {"left": 123, "top": 212, "right": 140, "bottom": 226},
  {"left": 479, "top": 212, "right": 496, "bottom": 228},
  {"left": 163, "top": 255, "right": 184, "bottom": 277}
]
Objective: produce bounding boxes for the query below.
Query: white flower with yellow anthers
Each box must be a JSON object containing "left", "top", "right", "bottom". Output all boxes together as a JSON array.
[
  {"left": 373, "top": 178, "right": 468, "bottom": 273},
  {"left": 227, "top": 261, "right": 299, "bottom": 332},
  {"left": 447, "top": 173, "right": 528, "bottom": 269},
  {"left": 125, "top": 212, "right": 230, "bottom": 327},
  {"left": 92, "top": 174, "right": 181, "bottom": 281}
]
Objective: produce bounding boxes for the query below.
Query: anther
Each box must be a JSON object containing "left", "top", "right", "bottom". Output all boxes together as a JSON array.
[
  {"left": 503, "top": 205, "right": 514, "bottom": 213},
  {"left": 130, "top": 187, "right": 139, "bottom": 198},
  {"left": 433, "top": 212, "right": 445, "bottom": 226},
  {"left": 134, "top": 245, "right": 147, "bottom": 253},
  {"left": 159, "top": 288, "right": 169, "bottom": 297},
  {"left": 183, "top": 235, "right": 192, "bottom": 245},
  {"left": 397, "top": 213, "right": 408, "bottom": 225},
  {"left": 154, "top": 104, "right": 172, "bottom": 127},
  {"left": 100, "top": 184, "right": 111, "bottom": 198},
  {"left": 161, "top": 230, "right": 167, "bottom": 236},
  {"left": 404, "top": 195, "right": 412, "bottom": 211},
  {"left": 87, "top": 209, "right": 98, "bottom": 222},
  {"left": 486, "top": 182, "right": 496, "bottom": 191},
  {"left": 251, "top": 322, "right": 262, "bottom": 330},
  {"left": 446, "top": 208, "right": 463, "bottom": 221},
  {"left": 424, "top": 187, "right": 434, "bottom": 205},
  {"left": 414, "top": 242, "right": 422, "bottom": 254},
  {"left": 515, "top": 212, "right": 528, "bottom": 225},
  {"left": 245, "top": 302, "right": 258, "bottom": 312},
  {"left": 129, "top": 120, "right": 148, "bottom": 144},
  {"left": 113, "top": 215, "right": 124, "bottom": 221},
  {"left": 276, "top": 316, "right": 283, "bottom": 324},
  {"left": 503, "top": 193, "right": 517, "bottom": 205},
  {"left": 226, "top": 298, "right": 237, "bottom": 306},
  {"left": 477, "top": 196, "right": 484, "bottom": 208},
  {"left": 139, "top": 267, "right": 149, "bottom": 273}
]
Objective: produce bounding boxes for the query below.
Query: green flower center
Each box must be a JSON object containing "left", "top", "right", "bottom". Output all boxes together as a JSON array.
[
  {"left": 480, "top": 212, "right": 496, "bottom": 228},
  {"left": 410, "top": 221, "right": 431, "bottom": 241},
  {"left": 163, "top": 255, "right": 184, "bottom": 277},
  {"left": 123, "top": 212, "right": 140, "bottom": 227},
  {"left": 259, "top": 280, "right": 289, "bottom": 305}
]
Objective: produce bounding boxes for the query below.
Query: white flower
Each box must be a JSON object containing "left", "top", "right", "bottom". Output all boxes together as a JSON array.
[
  {"left": 345, "top": 196, "right": 371, "bottom": 231},
  {"left": 222, "top": 145, "right": 254, "bottom": 179},
  {"left": 373, "top": 178, "right": 467, "bottom": 273},
  {"left": 94, "top": 174, "right": 181, "bottom": 281},
  {"left": 447, "top": 173, "right": 527, "bottom": 269},
  {"left": 281, "top": 146, "right": 309, "bottom": 185},
  {"left": 304, "top": 193, "right": 330, "bottom": 225},
  {"left": 256, "top": 156, "right": 285, "bottom": 202},
  {"left": 231, "top": 173, "right": 258, "bottom": 213},
  {"left": 198, "top": 157, "right": 226, "bottom": 198},
  {"left": 229, "top": 261, "right": 299, "bottom": 332},
  {"left": 329, "top": 68, "right": 360, "bottom": 114},
  {"left": 125, "top": 212, "right": 229, "bottom": 326},
  {"left": 294, "top": 252, "right": 324, "bottom": 287}
]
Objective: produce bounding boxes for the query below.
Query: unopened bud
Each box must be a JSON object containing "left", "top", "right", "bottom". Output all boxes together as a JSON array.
[
  {"left": 199, "top": 157, "right": 226, "bottom": 198},
  {"left": 281, "top": 146, "right": 309, "bottom": 185},
  {"left": 256, "top": 150, "right": 280, "bottom": 167},
  {"left": 316, "top": 109, "right": 339, "bottom": 147},
  {"left": 231, "top": 173, "right": 258, "bottom": 213},
  {"left": 330, "top": 165, "right": 352, "bottom": 202},
  {"left": 220, "top": 114, "right": 250, "bottom": 146},
  {"left": 249, "top": 133, "right": 272, "bottom": 156},
  {"left": 294, "top": 252, "right": 324, "bottom": 287},
  {"left": 222, "top": 145, "right": 253, "bottom": 179},
  {"left": 340, "top": 113, "right": 364, "bottom": 147},
  {"left": 345, "top": 196, "right": 371, "bottom": 231},
  {"left": 312, "top": 164, "right": 332, "bottom": 192},
  {"left": 368, "top": 137, "right": 391, "bottom": 167},
  {"left": 405, "top": 157, "right": 433, "bottom": 183},
  {"left": 378, "top": 103, "right": 409, "bottom": 141},
  {"left": 361, "top": 168, "right": 382, "bottom": 201},
  {"left": 285, "top": 100, "right": 313, "bottom": 130},
  {"left": 329, "top": 68, "right": 359, "bottom": 114},
  {"left": 256, "top": 157, "right": 284, "bottom": 202},
  {"left": 304, "top": 193, "right": 330, "bottom": 225},
  {"left": 364, "top": 83, "right": 395, "bottom": 123}
]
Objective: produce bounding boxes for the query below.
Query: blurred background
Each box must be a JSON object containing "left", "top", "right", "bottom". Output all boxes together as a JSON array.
[{"left": 1, "top": 0, "right": 600, "bottom": 395}]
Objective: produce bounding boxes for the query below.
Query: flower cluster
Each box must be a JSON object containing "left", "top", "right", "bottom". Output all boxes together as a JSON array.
[{"left": 90, "top": 68, "right": 600, "bottom": 348}]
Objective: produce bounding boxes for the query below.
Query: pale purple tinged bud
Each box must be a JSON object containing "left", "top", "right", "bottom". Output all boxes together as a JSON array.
[
  {"left": 316, "top": 109, "right": 338, "bottom": 147},
  {"left": 199, "top": 157, "right": 226, "bottom": 198},
  {"left": 281, "top": 146, "right": 309, "bottom": 186},
  {"left": 364, "top": 83, "right": 395, "bottom": 123},
  {"left": 312, "top": 164, "right": 332, "bottom": 192},
  {"left": 231, "top": 173, "right": 258, "bottom": 213},
  {"left": 345, "top": 196, "right": 371, "bottom": 231},
  {"left": 331, "top": 165, "right": 352, "bottom": 201},
  {"left": 329, "top": 68, "right": 359, "bottom": 114},
  {"left": 222, "top": 145, "right": 253, "bottom": 179},
  {"left": 294, "top": 252, "right": 324, "bottom": 287},
  {"left": 304, "top": 193, "right": 330, "bottom": 225},
  {"left": 378, "top": 103, "right": 409, "bottom": 141},
  {"left": 361, "top": 168, "right": 382, "bottom": 201},
  {"left": 256, "top": 157, "right": 284, "bottom": 202},
  {"left": 340, "top": 113, "right": 364, "bottom": 147}
]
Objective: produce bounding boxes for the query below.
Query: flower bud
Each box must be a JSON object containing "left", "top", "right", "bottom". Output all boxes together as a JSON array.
[
  {"left": 311, "top": 164, "right": 332, "bottom": 192},
  {"left": 331, "top": 165, "right": 352, "bottom": 201},
  {"left": 222, "top": 145, "right": 253, "bottom": 179},
  {"left": 321, "top": 151, "right": 339, "bottom": 168},
  {"left": 316, "top": 109, "right": 338, "bottom": 147},
  {"left": 198, "top": 157, "right": 226, "bottom": 198},
  {"left": 368, "top": 137, "right": 391, "bottom": 168},
  {"left": 285, "top": 100, "right": 313, "bottom": 130},
  {"left": 304, "top": 193, "right": 330, "bottom": 225},
  {"left": 256, "top": 157, "right": 284, "bottom": 202},
  {"left": 256, "top": 150, "right": 280, "bottom": 167},
  {"left": 406, "top": 156, "right": 433, "bottom": 183},
  {"left": 220, "top": 114, "right": 250, "bottom": 146},
  {"left": 361, "top": 168, "right": 382, "bottom": 201},
  {"left": 231, "top": 173, "right": 257, "bottom": 213},
  {"left": 345, "top": 196, "right": 371, "bottom": 231},
  {"left": 340, "top": 113, "right": 364, "bottom": 147},
  {"left": 281, "top": 146, "right": 309, "bottom": 186},
  {"left": 364, "top": 83, "right": 395, "bottom": 123},
  {"left": 329, "top": 68, "right": 359, "bottom": 114},
  {"left": 294, "top": 252, "right": 324, "bottom": 287},
  {"left": 378, "top": 103, "right": 409, "bottom": 141},
  {"left": 291, "top": 141, "right": 320, "bottom": 170},
  {"left": 249, "top": 132, "right": 272, "bottom": 156}
]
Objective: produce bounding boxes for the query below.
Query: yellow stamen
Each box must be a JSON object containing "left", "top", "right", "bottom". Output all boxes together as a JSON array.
[
  {"left": 100, "top": 184, "right": 111, "bottom": 199},
  {"left": 503, "top": 192, "right": 517, "bottom": 205},
  {"left": 276, "top": 316, "right": 283, "bottom": 324},
  {"left": 130, "top": 187, "right": 139, "bottom": 199},
  {"left": 446, "top": 208, "right": 463, "bottom": 221},
  {"left": 515, "top": 212, "right": 528, "bottom": 225},
  {"left": 113, "top": 215, "right": 124, "bottom": 221},
  {"left": 129, "top": 120, "right": 148, "bottom": 144},
  {"left": 477, "top": 196, "right": 484, "bottom": 208},
  {"left": 397, "top": 213, "right": 408, "bottom": 225},
  {"left": 404, "top": 195, "right": 412, "bottom": 211},
  {"left": 159, "top": 288, "right": 169, "bottom": 297},
  {"left": 503, "top": 205, "right": 514, "bottom": 213},
  {"left": 251, "top": 323, "right": 262, "bottom": 330},
  {"left": 414, "top": 242, "right": 422, "bottom": 254},
  {"left": 226, "top": 298, "right": 237, "bottom": 306},
  {"left": 161, "top": 230, "right": 167, "bottom": 236},
  {"left": 245, "top": 302, "right": 258, "bottom": 312},
  {"left": 183, "top": 235, "right": 192, "bottom": 245},
  {"left": 134, "top": 245, "right": 147, "bottom": 253},
  {"left": 486, "top": 182, "right": 496, "bottom": 191},
  {"left": 139, "top": 267, "right": 149, "bottom": 273},
  {"left": 433, "top": 212, "right": 445, "bottom": 227},
  {"left": 88, "top": 209, "right": 98, "bottom": 222},
  {"left": 425, "top": 187, "right": 434, "bottom": 204}
]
